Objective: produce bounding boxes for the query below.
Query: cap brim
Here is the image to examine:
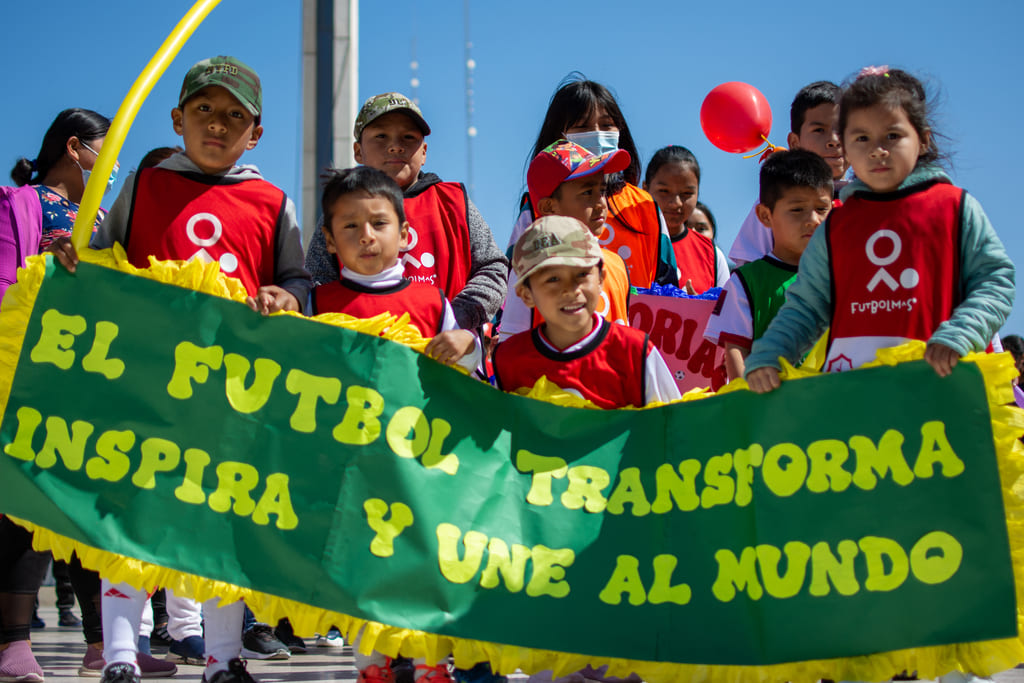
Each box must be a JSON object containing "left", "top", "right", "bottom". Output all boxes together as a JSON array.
[{"left": 563, "top": 148, "right": 631, "bottom": 183}]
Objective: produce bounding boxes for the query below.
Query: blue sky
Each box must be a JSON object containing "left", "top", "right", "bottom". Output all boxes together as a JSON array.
[{"left": 3, "top": 0, "right": 1023, "bottom": 333}]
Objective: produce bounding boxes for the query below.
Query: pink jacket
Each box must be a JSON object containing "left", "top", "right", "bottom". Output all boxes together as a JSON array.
[{"left": 0, "top": 185, "right": 42, "bottom": 301}]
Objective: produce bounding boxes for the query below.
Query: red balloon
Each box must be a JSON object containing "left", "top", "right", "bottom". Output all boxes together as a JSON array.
[{"left": 700, "top": 82, "right": 773, "bottom": 154}]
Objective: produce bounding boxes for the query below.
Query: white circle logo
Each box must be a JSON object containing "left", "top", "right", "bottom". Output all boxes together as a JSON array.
[{"left": 186, "top": 212, "right": 222, "bottom": 247}]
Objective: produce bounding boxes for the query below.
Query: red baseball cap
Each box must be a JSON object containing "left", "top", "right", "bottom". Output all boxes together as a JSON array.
[{"left": 527, "top": 140, "right": 631, "bottom": 216}]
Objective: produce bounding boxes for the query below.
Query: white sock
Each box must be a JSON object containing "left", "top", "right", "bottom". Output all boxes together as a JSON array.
[
  {"left": 203, "top": 598, "right": 244, "bottom": 676},
  {"left": 140, "top": 598, "right": 153, "bottom": 638},
  {"left": 101, "top": 579, "right": 145, "bottom": 673},
  {"left": 352, "top": 627, "right": 388, "bottom": 671},
  {"left": 166, "top": 589, "right": 204, "bottom": 640}
]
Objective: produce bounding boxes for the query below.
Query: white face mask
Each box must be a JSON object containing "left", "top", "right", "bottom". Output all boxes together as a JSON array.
[
  {"left": 565, "top": 130, "right": 620, "bottom": 157},
  {"left": 76, "top": 142, "right": 119, "bottom": 196}
]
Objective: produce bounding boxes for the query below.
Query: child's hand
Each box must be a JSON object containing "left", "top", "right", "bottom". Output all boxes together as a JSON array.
[
  {"left": 47, "top": 237, "right": 79, "bottom": 273},
  {"left": 746, "top": 367, "right": 781, "bottom": 394},
  {"left": 246, "top": 285, "right": 301, "bottom": 315},
  {"left": 924, "top": 342, "right": 960, "bottom": 377},
  {"left": 683, "top": 279, "right": 697, "bottom": 295},
  {"left": 425, "top": 330, "right": 475, "bottom": 366}
]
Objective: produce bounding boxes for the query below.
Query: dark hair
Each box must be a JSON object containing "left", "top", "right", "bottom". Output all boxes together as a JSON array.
[
  {"left": 839, "top": 68, "right": 941, "bottom": 164},
  {"left": 139, "top": 146, "right": 183, "bottom": 170},
  {"left": 10, "top": 108, "right": 111, "bottom": 186},
  {"left": 321, "top": 166, "right": 405, "bottom": 226},
  {"left": 691, "top": 201, "right": 716, "bottom": 239},
  {"left": 644, "top": 145, "right": 701, "bottom": 187},
  {"left": 530, "top": 74, "right": 642, "bottom": 189},
  {"left": 759, "top": 149, "right": 833, "bottom": 209},
  {"left": 1003, "top": 334, "right": 1024, "bottom": 362},
  {"left": 790, "top": 81, "right": 840, "bottom": 134}
]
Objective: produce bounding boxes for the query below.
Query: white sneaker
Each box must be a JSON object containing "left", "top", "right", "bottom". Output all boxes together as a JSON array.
[{"left": 314, "top": 628, "right": 344, "bottom": 648}]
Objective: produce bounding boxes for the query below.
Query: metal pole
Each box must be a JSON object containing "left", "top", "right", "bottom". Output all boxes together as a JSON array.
[{"left": 464, "top": 0, "right": 475, "bottom": 197}]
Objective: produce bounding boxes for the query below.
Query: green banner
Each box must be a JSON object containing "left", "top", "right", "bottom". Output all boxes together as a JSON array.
[{"left": 0, "top": 259, "right": 1017, "bottom": 671}]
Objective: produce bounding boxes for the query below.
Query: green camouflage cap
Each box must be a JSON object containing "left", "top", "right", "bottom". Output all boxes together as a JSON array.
[
  {"left": 179, "top": 56, "right": 262, "bottom": 117},
  {"left": 513, "top": 215, "right": 602, "bottom": 283},
  {"left": 354, "top": 92, "right": 431, "bottom": 139}
]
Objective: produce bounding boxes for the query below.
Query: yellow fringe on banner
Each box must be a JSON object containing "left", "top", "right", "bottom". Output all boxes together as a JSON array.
[{"left": 3, "top": 252, "right": 1024, "bottom": 682}]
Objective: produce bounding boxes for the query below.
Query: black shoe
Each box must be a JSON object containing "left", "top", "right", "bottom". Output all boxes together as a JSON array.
[
  {"left": 393, "top": 657, "right": 416, "bottom": 683},
  {"left": 101, "top": 662, "right": 142, "bottom": 683},
  {"left": 58, "top": 608, "right": 82, "bottom": 627},
  {"left": 150, "top": 621, "right": 173, "bottom": 647},
  {"left": 202, "top": 658, "right": 258, "bottom": 683},
  {"left": 241, "top": 623, "right": 290, "bottom": 660},
  {"left": 274, "top": 618, "right": 306, "bottom": 654},
  {"left": 30, "top": 610, "right": 45, "bottom": 629}
]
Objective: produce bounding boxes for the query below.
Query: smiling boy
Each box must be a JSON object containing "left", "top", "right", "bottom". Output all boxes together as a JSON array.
[
  {"left": 493, "top": 215, "right": 679, "bottom": 408},
  {"left": 705, "top": 150, "right": 833, "bottom": 381}
]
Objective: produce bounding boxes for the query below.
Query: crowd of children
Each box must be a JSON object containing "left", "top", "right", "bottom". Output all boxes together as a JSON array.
[{"left": 0, "top": 51, "right": 1015, "bottom": 683}]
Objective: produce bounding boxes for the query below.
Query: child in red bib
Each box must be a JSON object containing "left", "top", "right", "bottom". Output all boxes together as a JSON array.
[
  {"left": 746, "top": 67, "right": 1014, "bottom": 392},
  {"left": 50, "top": 56, "right": 312, "bottom": 683},
  {"left": 643, "top": 145, "right": 729, "bottom": 294},
  {"left": 494, "top": 215, "right": 679, "bottom": 407},
  {"left": 304, "top": 92, "right": 508, "bottom": 330},
  {"left": 311, "top": 166, "right": 479, "bottom": 372}
]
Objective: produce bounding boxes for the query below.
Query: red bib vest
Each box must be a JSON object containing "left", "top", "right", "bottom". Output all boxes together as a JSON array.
[
  {"left": 493, "top": 318, "right": 651, "bottom": 409},
  {"left": 125, "top": 168, "right": 284, "bottom": 296},
  {"left": 398, "top": 182, "right": 472, "bottom": 297},
  {"left": 312, "top": 279, "right": 446, "bottom": 336},
  {"left": 825, "top": 180, "right": 962, "bottom": 371},
  {"left": 601, "top": 183, "right": 663, "bottom": 289},
  {"left": 671, "top": 227, "right": 717, "bottom": 293}
]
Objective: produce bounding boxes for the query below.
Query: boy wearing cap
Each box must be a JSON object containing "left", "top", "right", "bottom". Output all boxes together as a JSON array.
[
  {"left": 52, "top": 56, "right": 308, "bottom": 683},
  {"left": 54, "top": 55, "right": 311, "bottom": 317},
  {"left": 499, "top": 140, "right": 633, "bottom": 341},
  {"left": 304, "top": 92, "right": 507, "bottom": 330},
  {"left": 493, "top": 216, "right": 680, "bottom": 408}
]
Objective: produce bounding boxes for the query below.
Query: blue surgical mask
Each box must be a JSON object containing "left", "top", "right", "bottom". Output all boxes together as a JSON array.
[
  {"left": 565, "top": 130, "right": 620, "bottom": 157},
  {"left": 77, "top": 142, "right": 120, "bottom": 196}
]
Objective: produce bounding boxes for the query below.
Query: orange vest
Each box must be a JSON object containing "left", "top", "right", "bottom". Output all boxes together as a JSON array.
[{"left": 600, "top": 183, "right": 664, "bottom": 288}]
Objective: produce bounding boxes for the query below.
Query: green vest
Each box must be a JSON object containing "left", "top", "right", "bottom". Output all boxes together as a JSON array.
[{"left": 734, "top": 256, "right": 799, "bottom": 342}]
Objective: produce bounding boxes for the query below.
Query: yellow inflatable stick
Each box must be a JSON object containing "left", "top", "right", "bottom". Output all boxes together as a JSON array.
[{"left": 70, "top": 0, "right": 222, "bottom": 251}]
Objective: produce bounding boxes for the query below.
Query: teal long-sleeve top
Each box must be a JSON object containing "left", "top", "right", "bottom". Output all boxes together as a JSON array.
[{"left": 744, "top": 164, "right": 1015, "bottom": 375}]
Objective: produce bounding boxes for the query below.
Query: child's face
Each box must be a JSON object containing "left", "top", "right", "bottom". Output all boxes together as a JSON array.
[
  {"left": 644, "top": 162, "right": 698, "bottom": 234},
  {"left": 843, "top": 104, "right": 928, "bottom": 194},
  {"left": 517, "top": 264, "right": 604, "bottom": 348},
  {"left": 171, "top": 86, "right": 262, "bottom": 175},
  {"left": 354, "top": 112, "right": 428, "bottom": 190},
  {"left": 539, "top": 175, "right": 608, "bottom": 235},
  {"left": 322, "top": 190, "right": 409, "bottom": 276},
  {"left": 686, "top": 208, "right": 714, "bottom": 241},
  {"left": 788, "top": 103, "right": 847, "bottom": 180},
  {"left": 756, "top": 186, "right": 832, "bottom": 265}
]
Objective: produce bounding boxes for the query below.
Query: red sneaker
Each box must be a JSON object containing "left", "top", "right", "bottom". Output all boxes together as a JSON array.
[{"left": 358, "top": 660, "right": 396, "bottom": 683}]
